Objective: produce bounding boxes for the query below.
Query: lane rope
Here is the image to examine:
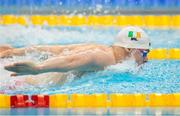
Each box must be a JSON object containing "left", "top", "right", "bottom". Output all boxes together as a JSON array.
[{"left": 1, "top": 15, "right": 180, "bottom": 28}]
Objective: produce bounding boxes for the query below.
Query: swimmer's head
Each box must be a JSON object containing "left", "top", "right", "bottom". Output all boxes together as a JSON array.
[
  {"left": 114, "top": 26, "right": 151, "bottom": 49},
  {"left": 113, "top": 26, "right": 151, "bottom": 65}
]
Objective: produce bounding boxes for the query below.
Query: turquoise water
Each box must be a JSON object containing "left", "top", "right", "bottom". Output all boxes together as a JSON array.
[
  {"left": 0, "top": 26, "right": 179, "bottom": 95},
  {"left": 0, "top": 108, "right": 180, "bottom": 115},
  {"left": 39, "top": 60, "right": 179, "bottom": 94}
]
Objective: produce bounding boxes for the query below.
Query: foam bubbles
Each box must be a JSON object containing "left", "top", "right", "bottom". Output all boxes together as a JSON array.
[{"left": 106, "top": 58, "right": 138, "bottom": 73}]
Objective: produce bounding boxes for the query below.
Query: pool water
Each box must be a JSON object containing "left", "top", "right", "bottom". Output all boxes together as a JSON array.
[
  {"left": 0, "top": 25, "right": 179, "bottom": 95},
  {"left": 0, "top": 108, "right": 180, "bottom": 115}
]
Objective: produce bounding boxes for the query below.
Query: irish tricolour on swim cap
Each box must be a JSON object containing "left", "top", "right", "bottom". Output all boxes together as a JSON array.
[{"left": 114, "top": 26, "right": 151, "bottom": 49}]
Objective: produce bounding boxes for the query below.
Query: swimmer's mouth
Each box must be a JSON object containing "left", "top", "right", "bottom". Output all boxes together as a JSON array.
[
  {"left": 143, "top": 56, "right": 148, "bottom": 63},
  {"left": 144, "top": 60, "right": 148, "bottom": 63}
]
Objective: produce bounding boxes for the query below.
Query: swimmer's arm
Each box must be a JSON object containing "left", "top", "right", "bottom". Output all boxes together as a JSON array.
[
  {"left": 5, "top": 50, "right": 112, "bottom": 76},
  {"left": 0, "top": 48, "right": 26, "bottom": 58},
  {"left": 7, "top": 53, "right": 96, "bottom": 76},
  {"left": 37, "top": 53, "right": 96, "bottom": 73}
]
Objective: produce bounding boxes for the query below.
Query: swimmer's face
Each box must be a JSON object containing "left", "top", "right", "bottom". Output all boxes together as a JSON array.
[{"left": 129, "top": 48, "right": 150, "bottom": 65}]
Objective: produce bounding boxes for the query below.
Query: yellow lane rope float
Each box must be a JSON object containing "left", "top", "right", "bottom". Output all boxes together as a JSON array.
[
  {"left": 1, "top": 15, "right": 180, "bottom": 28},
  {"left": 148, "top": 48, "right": 180, "bottom": 60},
  {"left": 0, "top": 93, "right": 179, "bottom": 108}
]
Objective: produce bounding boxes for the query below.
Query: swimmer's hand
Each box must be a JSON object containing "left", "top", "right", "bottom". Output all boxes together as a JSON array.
[{"left": 4, "top": 62, "right": 39, "bottom": 76}]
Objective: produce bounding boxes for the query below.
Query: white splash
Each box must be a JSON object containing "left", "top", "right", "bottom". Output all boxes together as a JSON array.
[
  {"left": 106, "top": 58, "right": 139, "bottom": 73},
  {"left": 0, "top": 25, "right": 114, "bottom": 47}
]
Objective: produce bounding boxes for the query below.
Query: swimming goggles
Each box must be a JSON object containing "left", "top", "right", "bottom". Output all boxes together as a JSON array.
[{"left": 138, "top": 49, "right": 150, "bottom": 58}]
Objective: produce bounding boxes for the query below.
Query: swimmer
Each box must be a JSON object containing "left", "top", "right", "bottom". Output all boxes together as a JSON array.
[{"left": 1, "top": 26, "right": 151, "bottom": 77}]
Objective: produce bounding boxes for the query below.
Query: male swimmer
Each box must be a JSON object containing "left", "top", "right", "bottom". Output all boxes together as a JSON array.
[{"left": 1, "top": 26, "right": 150, "bottom": 78}]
